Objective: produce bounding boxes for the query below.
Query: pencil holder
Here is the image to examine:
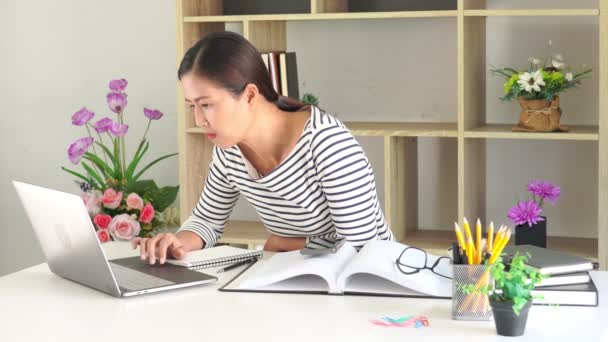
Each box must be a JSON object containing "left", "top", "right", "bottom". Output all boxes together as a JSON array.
[{"left": 452, "top": 264, "right": 493, "bottom": 321}]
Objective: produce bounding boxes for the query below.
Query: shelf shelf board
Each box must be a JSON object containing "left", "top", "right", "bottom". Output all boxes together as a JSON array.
[
  {"left": 219, "top": 220, "right": 269, "bottom": 246},
  {"left": 464, "top": 9, "right": 599, "bottom": 17},
  {"left": 464, "top": 124, "right": 599, "bottom": 141},
  {"left": 188, "top": 123, "right": 458, "bottom": 138},
  {"left": 344, "top": 122, "right": 458, "bottom": 137},
  {"left": 405, "top": 230, "right": 598, "bottom": 260},
  {"left": 183, "top": 10, "right": 458, "bottom": 23}
]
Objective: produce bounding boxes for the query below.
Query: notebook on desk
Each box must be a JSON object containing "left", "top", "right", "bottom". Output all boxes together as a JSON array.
[
  {"left": 166, "top": 245, "right": 263, "bottom": 270},
  {"left": 219, "top": 240, "right": 452, "bottom": 299}
]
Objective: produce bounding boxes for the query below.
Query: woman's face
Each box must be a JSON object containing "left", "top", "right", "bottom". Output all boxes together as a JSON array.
[{"left": 181, "top": 73, "right": 252, "bottom": 149}]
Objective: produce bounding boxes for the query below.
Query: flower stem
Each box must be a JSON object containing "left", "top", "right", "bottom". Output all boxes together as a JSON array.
[
  {"left": 84, "top": 124, "right": 105, "bottom": 178},
  {"left": 141, "top": 119, "right": 152, "bottom": 143},
  {"left": 119, "top": 112, "right": 127, "bottom": 178},
  {"left": 88, "top": 123, "right": 109, "bottom": 166}
]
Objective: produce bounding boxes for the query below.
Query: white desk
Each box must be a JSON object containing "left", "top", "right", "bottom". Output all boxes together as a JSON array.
[{"left": 0, "top": 242, "right": 606, "bottom": 342}]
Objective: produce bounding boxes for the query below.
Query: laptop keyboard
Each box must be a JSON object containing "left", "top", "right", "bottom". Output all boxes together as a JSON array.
[{"left": 110, "top": 262, "right": 175, "bottom": 291}]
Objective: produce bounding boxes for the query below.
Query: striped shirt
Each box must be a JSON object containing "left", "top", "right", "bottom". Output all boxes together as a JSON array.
[{"left": 178, "top": 106, "right": 394, "bottom": 250}]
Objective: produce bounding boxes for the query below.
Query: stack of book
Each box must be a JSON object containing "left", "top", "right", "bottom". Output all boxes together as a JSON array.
[
  {"left": 503, "top": 245, "right": 598, "bottom": 307},
  {"left": 260, "top": 51, "right": 299, "bottom": 100}
]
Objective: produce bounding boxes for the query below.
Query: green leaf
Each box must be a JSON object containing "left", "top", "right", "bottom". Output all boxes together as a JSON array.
[
  {"left": 83, "top": 152, "right": 114, "bottom": 179},
  {"left": 147, "top": 185, "right": 179, "bottom": 212},
  {"left": 132, "top": 153, "right": 178, "bottom": 182},
  {"left": 61, "top": 166, "right": 100, "bottom": 190},
  {"left": 125, "top": 141, "right": 150, "bottom": 182},
  {"left": 81, "top": 161, "right": 104, "bottom": 190}
]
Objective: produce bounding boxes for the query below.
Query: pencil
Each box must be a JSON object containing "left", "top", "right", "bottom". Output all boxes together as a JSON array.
[
  {"left": 454, "top": 222, "right": 467, "bottom": 253},
  {"left": 487, "top": 221, "right": 494, "bottom": 252},
  {"left": 475, "top": 218, "right": 482, "bottom": 264}
]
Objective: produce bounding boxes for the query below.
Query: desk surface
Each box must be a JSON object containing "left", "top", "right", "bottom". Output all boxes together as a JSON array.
[{"left": 0, "top": 242, "right": 606, "bottom": 342}]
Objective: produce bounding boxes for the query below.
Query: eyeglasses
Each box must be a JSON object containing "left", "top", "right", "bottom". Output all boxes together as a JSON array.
[{"left": 395, "top": 246, "right": 452, "bottom": 279}]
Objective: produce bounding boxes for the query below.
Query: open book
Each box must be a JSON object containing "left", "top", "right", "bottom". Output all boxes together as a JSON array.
[{"left": 220, "top": 240, "right": 452, "bottom": 299}]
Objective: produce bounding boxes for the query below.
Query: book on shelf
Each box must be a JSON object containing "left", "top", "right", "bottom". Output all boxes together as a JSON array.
[
  {"left": 502, "top": 245, "right": 595, "bottom": 276},
  {"left": 166, "top": 245, "right": 262, "bottom": 270},
  {"left": 220, "top": 240, "right": 452, "bottom": 299},
  {"left": 260, "top": 51, "right": 299, "bottom": 99}
]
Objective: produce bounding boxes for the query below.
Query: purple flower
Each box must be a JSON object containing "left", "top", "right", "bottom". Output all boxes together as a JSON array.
[
  {"left": 144, "top": 108, "right": 164, "bottom": 120},
  {"left": 109, "top": 122, "right": 129, "bottom": 137},
  {"left": 71, "top": 107, "right": 95, "bottom": 126},
  {"left": 109, "top": 78, "right": 128, "bottom": 92},
  {"left": 507, "top": 200, "right": 545, "bottom": 227},
  {"left": 107, "top": 92, "right": 128, "bottom": 114},
  {"left": 93, "top": 117, "right": 113, "bottom": 133},
  {"left": 67, "top": 137, "right": 94, "bottom": 164},
  {"left": 528, "top": 180, "right": 561, "bottom": 205}
]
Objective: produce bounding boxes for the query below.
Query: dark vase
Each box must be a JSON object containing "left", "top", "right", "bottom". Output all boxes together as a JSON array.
[
  {"left": 490, "top": 298, "right": 532, "bottom": 337},
  {"left": 515, "top": 216, "right": 547, "bottom": 248}
]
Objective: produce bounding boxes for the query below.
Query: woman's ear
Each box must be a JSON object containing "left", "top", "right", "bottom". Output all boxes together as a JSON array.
[{"left": 242, "top": 83, "right": 259, "bottom": 106}]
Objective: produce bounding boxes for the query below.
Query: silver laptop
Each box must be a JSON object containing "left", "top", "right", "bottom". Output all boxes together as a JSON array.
[{"left": 13, "top": 180, "right": 217, "bottom": 298}]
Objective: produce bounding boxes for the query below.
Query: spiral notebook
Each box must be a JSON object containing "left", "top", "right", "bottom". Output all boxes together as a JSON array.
[{"left": 165, "top": 245, "right": 263, "bottom": 269}]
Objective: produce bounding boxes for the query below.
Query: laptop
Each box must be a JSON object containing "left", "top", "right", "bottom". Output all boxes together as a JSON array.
[{"left": 13, "top": 180, "right": 217, "bottom": 298}]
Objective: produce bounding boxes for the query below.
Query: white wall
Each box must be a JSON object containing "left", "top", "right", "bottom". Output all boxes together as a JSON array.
[{"left": 0, "top": 0, "right": 177, "bottom": 276}]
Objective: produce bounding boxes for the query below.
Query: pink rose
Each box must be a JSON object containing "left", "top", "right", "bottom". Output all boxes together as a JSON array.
[
  {"left": 108, "top": 214, "right": 141, "bottom": 240},
  {"left": 126, "top": 193, "right": 144, "bottom": 210},
  {"left": 101, "top": 188, "right": 123, "bottom": 209},
  {"left": 93, "top": 214, "right": 112, "bottom": 229},
  {"left": 81, "top": 191, "right": 102, "bottom": 215},
  {"left": 140, "top": 203, "right": 155, "bottom": 224},
  {"left": 97, "top": 229, "right": 110, "bottom": 243}
]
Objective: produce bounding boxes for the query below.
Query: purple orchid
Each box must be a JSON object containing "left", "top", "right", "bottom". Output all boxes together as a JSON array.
[
  {"left": 144, "top": 108, "right": 164, "bottom": 120},
  {"left": 527, "top": 180, "right": 561, "bottom": 206},
  {"left": 71, "top": 107, "right": 95, "bottom": 126},
  {"left": 507, "top": 200, "right": 545, "bottom": 227},
  {"left": 67, "top": 137, "right": 94, "bottom": 164},
  {"left": 107, "top": 92, "right": 128, "bottom": 114},
  {"left": 93, "top": 117, "right": 113, "bottom": 133},
  {"left": 109, "top": 78, "right": 128, "bottom": 92},
  {"left": 109, "top": 122, "right": 129, "bottom": 137}
]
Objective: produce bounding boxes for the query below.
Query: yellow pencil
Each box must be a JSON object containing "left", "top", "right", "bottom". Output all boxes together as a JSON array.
[
  {"left": 476, "top": 239, "right": 486, "bottom": 264},
  {"left": 466, "top": 236, "right": 475, "bottom": 265},
  {"left": 454, "top": 222, "right": 467, "bottom": 253},
  {"left": 489, "top": 228, "right": 511, "bottom": 264},
  {"left": 487, "top": 221, "right": 494, "bottom": 252},
  {"left": 463, "top": 217, "right": 473, "bottom": 246},
  {"left": 476, "top": 218, "right": 482, "bottom": 263},
  {"left": 492, "top": 225, "right": 505, "bottom": 255}
]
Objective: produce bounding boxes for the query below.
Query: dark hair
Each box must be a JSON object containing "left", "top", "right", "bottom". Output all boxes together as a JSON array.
[{"left": 178, "top": 31, "right": 305, "bottom": 112}]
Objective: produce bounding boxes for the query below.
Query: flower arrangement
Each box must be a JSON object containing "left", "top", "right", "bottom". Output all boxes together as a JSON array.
[
  {"left": 62, "top": 78, "right": 180, "bottom": 243},
  {"left": 490, "top": 41, "right": 592, "bottom": 102},
  {"left": 507, "top": 180, "right": 561, "bottom": 227}
]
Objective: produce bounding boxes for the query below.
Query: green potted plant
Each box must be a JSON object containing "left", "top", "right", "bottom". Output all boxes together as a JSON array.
[{"left": 462, "top": 253, "right": 546, "bottom": 337}]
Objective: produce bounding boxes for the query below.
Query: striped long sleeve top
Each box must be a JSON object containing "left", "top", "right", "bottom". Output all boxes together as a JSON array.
[{"left": 177, "top": 106, "right": 394, "bottom": 250}]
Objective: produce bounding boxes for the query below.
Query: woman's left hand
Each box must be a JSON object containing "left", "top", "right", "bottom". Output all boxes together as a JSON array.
[{"left": 263, "top": 234, "right": 306, "bottom": 252}]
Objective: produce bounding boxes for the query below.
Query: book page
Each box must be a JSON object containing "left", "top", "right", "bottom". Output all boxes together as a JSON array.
[
  {"left": 336, "top": 240, "right": 452, "bottom": 298},
  {"left": 235, "top": 244, "right": 357, "bottom": 293}
]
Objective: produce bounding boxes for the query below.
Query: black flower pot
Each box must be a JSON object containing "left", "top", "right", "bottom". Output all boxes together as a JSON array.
[
  {"left": 490, "top": 298, "right": 532, "bottom": 337},
  {"left": 515, "top": 216, "right": 547, "bottom": 248}
]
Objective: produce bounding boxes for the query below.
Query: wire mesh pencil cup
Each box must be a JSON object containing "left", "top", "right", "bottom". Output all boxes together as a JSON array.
[{"left": 452, "top": 264, "right": 493, "bottom": 321}]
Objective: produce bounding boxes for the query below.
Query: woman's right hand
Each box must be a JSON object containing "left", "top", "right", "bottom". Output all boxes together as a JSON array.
[{"left": 131, "top": 233, "right": 187, "bottom": 265}]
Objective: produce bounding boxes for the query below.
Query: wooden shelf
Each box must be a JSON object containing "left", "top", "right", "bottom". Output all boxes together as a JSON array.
[
  {"left": 345, "top": 122, "right": 457, "bottom": 137},
  {"left": 188, "top": 123, "right": 457, "bottom": 137},
  {"left": 404, "top": 230, "right": 598, "bottom": 260},
  {"left": 464, "top": 9, "right": 599, "bottom": 17},
  {"left": 217, "top": 222, "right": 598, "bottom": 260},
  {"left": 464, "top": 124, "right": 599, "bottom": 141},
  {"left": 184, "top": 10, "right": 458, "bottom": 23},
  {"left": 219, "top": 220, "right": 268, "bottom": 247}
]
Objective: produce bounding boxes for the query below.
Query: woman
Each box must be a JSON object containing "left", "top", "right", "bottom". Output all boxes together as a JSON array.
[{"left": 134, "top": 31, "right": 394, "bottom": 264}]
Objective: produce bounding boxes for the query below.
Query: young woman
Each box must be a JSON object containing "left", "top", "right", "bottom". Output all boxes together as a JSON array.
[{"left": 133, "top": 31, "right": 394, "bottom": 264}]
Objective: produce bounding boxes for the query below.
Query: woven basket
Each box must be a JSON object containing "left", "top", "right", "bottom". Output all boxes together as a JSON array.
[{"left": 512, "top": 96, "right": 569, "bottom": 132}]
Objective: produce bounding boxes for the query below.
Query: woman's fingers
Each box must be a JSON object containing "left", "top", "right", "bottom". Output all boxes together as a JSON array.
[
  {"left": 157, "top": 234, "right": 176, "bottom": 264},
  {"left": 146, "top": 234, "right": 164, "bottom": 265}
]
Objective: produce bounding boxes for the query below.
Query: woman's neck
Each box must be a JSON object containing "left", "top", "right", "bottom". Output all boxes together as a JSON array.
[{"left": 237, "top": 103, "right": 310, "bottom": 175}]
